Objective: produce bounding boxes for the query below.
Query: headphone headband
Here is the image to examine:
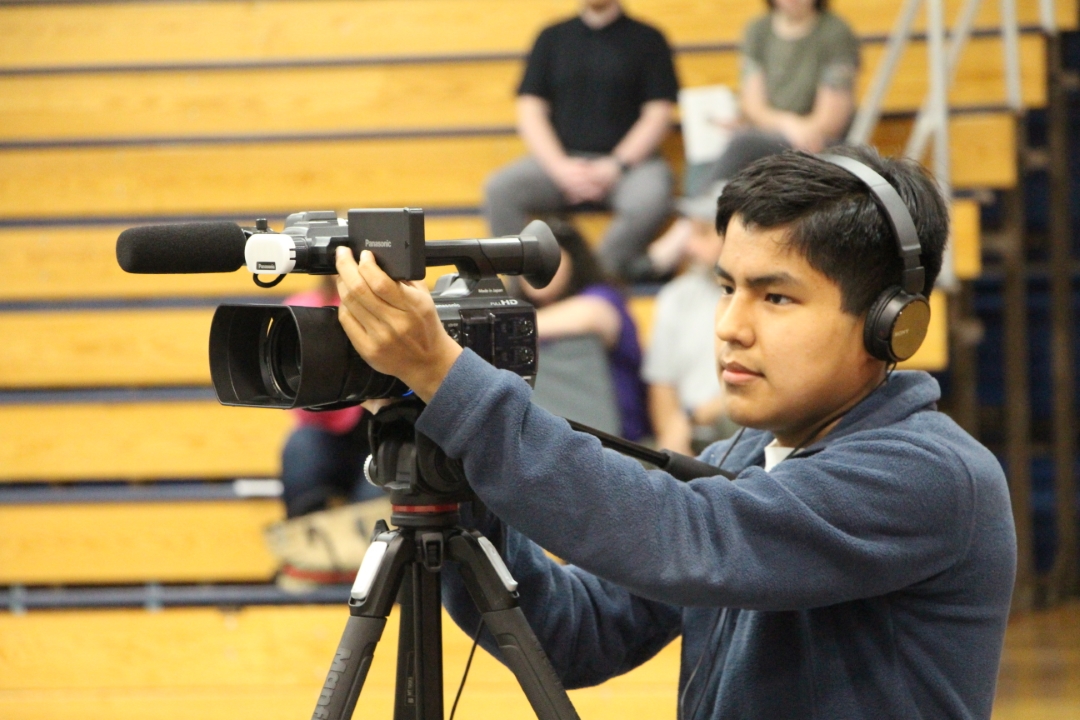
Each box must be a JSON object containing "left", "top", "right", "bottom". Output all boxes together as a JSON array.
[{"left": 820, "top": 154, "right": 925, "bottom": 296}]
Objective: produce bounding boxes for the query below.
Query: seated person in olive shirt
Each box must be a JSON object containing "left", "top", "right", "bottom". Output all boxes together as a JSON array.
[
  {"left": 648, "top": 0, "right": 859, "bottom": 275},
  {"left": 485, "top": 0, "right": 679, "bottom": 282}
]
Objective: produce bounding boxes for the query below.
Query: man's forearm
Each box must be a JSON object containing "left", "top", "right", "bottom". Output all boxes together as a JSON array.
[
  {"left": 517, "top": 95, "right": 569, "bottom": 176},
  {"left": 611, "top": 100, "right": 674, "bottom": 166},
  {"left": 806, "top": 85, "right": 854, "bottom": 143},
  {"left": 740, "top": 72, "right": 796, "bottom": 134}
]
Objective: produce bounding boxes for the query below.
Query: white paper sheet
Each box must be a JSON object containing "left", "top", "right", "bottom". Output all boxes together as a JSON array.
[{"left": 678, "top": 85, "right": 738, "bottom": 164}]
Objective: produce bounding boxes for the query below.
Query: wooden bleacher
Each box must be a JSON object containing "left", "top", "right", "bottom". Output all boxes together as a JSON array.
[
  {"left": 0, "top": 499, "right": 282, "bottom": 584},
  {"left": 3, "top": 599, "right": 1077, "bottom": 719},
  {"left": 0, "top": 1, "right": 1074, "bottom": 717},
  {"left": 1, "top": 0, "right": 1072, "bottom": 69},
  {"left": 0, "top": 603, "right": 683, "bottom": 720},
  {"left": 0, "top": 37, "right": 1047, "bottom": 144}
]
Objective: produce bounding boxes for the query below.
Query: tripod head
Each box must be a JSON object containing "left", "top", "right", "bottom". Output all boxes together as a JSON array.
[{"left": 363, "top": 396, "right": 474, "bottom": 512}]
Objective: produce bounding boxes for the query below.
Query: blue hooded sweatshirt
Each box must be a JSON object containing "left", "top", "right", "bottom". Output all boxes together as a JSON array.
[{"left": 416, "top": 350, "right": 1017, "bottom": 720}]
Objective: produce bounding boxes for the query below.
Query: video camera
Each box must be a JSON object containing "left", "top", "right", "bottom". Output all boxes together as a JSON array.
[{"left": 116, "top": 208, "right": 561, "bottom": 411}]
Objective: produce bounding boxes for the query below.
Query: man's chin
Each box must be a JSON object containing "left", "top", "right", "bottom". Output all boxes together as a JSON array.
[{"left": 724, "top": 406, "right": 773, "bottom": 434}]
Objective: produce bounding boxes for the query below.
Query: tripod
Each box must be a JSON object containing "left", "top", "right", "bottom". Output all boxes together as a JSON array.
[{"left": 310, "top": 400, "right": 579, "bottom": 720}]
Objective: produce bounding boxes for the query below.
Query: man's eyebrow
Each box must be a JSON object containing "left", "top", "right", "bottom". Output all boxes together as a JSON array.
[{"left": 714, "top": 265, "right": 804, "bottom": 290}]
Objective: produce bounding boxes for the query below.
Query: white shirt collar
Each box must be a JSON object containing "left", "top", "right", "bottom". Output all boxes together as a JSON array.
[{"left": 764, "top": 439, "right": 795, "bottom": 471}]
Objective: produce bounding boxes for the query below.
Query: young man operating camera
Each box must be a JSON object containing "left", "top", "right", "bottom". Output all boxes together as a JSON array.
[{"left": 333, "top": 146, "right": 1016, "bottom": 719}]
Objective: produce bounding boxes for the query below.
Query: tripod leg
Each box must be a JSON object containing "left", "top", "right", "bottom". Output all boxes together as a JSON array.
[
  {"left": 393, "top": 572, "right": 414, "bottom": 720},
  {"left": 313, "top": 530, "right": 412, "bottom": 720},
  {"left": 313, "top": 614, "right": 388, "bottom": 720},
  {"left": 448, "top": 531, "right": 581, "bottom": 720},
  {"left": 395, "top": 563, "right": 444, "bottom": 720}
]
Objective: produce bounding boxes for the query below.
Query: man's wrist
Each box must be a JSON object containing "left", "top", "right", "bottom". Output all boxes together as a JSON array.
[
  {"left": 402, "top": 339, "right": 463, "bottom": 404},
  {"left": 610, "top": 155, "right": 632, "bottom": 175}
]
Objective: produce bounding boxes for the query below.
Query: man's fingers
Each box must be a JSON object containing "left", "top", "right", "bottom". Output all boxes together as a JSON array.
[
  {"left": 355, "top": 250, "right": 411, "bottom": 306},
  {"left": 336, "top": 301, "right": 372, "bottom": 354},
  {"left": 336, "top": 249, "right": 429, "bottom": 349},
  {"left": 336, "top": 247, "right": 402, "bottom": 321},
  {"left": 334, "top": 246, "right": 364, "bottom": 286}
]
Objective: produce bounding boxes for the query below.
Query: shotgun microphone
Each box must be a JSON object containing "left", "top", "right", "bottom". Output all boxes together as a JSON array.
[{"left": 116, "top": 221, "right": 249, "bottom": 274}]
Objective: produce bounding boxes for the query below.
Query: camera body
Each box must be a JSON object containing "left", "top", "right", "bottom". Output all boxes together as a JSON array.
[
  {"left": 208, "top": 209, "right": 554, "bottom": 411},
  {"left": 210, "top": 274, "right": 538, "bottom": 410}
]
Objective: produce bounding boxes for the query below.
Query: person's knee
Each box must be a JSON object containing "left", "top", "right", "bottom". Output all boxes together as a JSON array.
[
  {"left": 612, "top": 165, "right": 673, "bottom": 218},
  {"left": 612, "top": 191, "right": 672, "bottom": 231},
  {"left": 484, "top": 161, "right": 535, "bottom": 207},
  {"left": 484, "top": 168, "right": 513, "bottom": 206}
]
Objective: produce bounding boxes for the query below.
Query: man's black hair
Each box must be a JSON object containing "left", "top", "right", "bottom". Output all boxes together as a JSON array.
[
  {"left": 714, "top": 145, "right": 949, "bottom": 316},
  {"left": 766, "top": 0, "right": 829, "bottom": 11}
]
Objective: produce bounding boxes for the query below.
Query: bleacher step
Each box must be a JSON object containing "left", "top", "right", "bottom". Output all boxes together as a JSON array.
[{"left": 0, "top": 604, "right": 682, "bottom": 720}]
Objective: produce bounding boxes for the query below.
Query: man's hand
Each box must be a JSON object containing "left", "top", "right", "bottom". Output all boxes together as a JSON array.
[
  {"left": 335, "top": 247, "right": 462, "bottom": 403},
  {"left": 550, "top": 156, "right": 608, "bottom": 204},
  {"left": 583, "top": 156, "right": 623, "bottom": 196}
]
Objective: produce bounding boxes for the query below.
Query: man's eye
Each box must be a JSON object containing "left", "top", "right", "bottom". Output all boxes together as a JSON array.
[
  {"left": 765, "top": 293, "right": 792, "bottom": 305},
  {"left": 718, "top": 283, "right": 735, "bottom": 295}
]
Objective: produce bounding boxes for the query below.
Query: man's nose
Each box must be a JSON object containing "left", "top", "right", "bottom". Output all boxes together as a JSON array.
[{"left": 715, "top": 294, "right": 754, "bottom": 347}]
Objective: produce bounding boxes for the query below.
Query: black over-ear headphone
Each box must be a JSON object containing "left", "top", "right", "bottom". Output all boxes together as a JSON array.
[{"left": 820, "top": 154, "right": 931, "bottom": 363}]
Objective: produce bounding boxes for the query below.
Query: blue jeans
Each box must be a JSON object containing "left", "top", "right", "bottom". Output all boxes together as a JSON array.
[{"left": 280, "top": 421, "right": 384, "bottom": 518}]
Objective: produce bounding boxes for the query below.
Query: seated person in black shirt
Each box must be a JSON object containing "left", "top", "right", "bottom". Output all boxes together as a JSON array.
[{"left": 484, "top": 0, "right": 679, "bottom": 282}]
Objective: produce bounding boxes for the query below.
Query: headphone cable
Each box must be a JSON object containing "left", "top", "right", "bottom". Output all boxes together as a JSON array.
[
  {"left": 786, "top": 367, "right": 893, "bottom": 460},
  {"left": 677, "top": 608, "right": 726, "bottom": 720}
]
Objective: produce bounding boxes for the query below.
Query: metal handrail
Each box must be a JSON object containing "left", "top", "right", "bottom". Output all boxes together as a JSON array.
[
  {"left": 1040, "top": 0, "right": 1057, "bottom": 33},
  {"left": 846, "top": 0, "right": 923, "bottom": 146},
  {"left": 846, "top": 0, "right": 1043, "bottom": 288},
  {"left": 906, "top": 0, "right": 992, "bottom": 160},
  {"left": 848, "top": 0, "right": 1037, "bottom": 171}
]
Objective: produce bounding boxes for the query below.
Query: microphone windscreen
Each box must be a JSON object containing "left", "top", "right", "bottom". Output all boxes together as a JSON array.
[{"left": 116, "top": 222, "right": 248, "bottom": 273}]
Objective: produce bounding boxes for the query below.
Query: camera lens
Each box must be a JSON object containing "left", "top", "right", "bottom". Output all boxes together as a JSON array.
[
  {"left": 263, "top": 313, "right": 302, "bottom": 400},
  {"left": 212, "top": 303, "right": 410, "bottom": 409}
]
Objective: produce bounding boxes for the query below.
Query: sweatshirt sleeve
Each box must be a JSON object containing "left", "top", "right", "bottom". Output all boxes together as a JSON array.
[
  {"left": 440, "top": 503, "right": 682, "bottom": 688},
  {"left": 418, "top": 350, "right": 976, "bottom": 612}
]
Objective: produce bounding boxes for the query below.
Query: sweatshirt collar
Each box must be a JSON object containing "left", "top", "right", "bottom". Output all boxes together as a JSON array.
[{"left": 703, "top": 371, "right": 941, "bottom": 472}]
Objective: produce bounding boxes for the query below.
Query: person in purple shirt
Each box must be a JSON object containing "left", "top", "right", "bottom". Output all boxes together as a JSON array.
[{"left": 513, "top": 220, "right": 649, "bottom": 441}]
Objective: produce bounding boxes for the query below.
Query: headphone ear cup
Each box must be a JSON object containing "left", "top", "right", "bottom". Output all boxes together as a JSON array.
[{"left": 864, "top": 287, "right": 931, "bottom": 363}]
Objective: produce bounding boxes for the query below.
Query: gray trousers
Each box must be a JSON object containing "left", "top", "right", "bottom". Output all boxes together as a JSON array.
[{"left": 483, "top": 154, "right": 673, "bottom": 279}]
